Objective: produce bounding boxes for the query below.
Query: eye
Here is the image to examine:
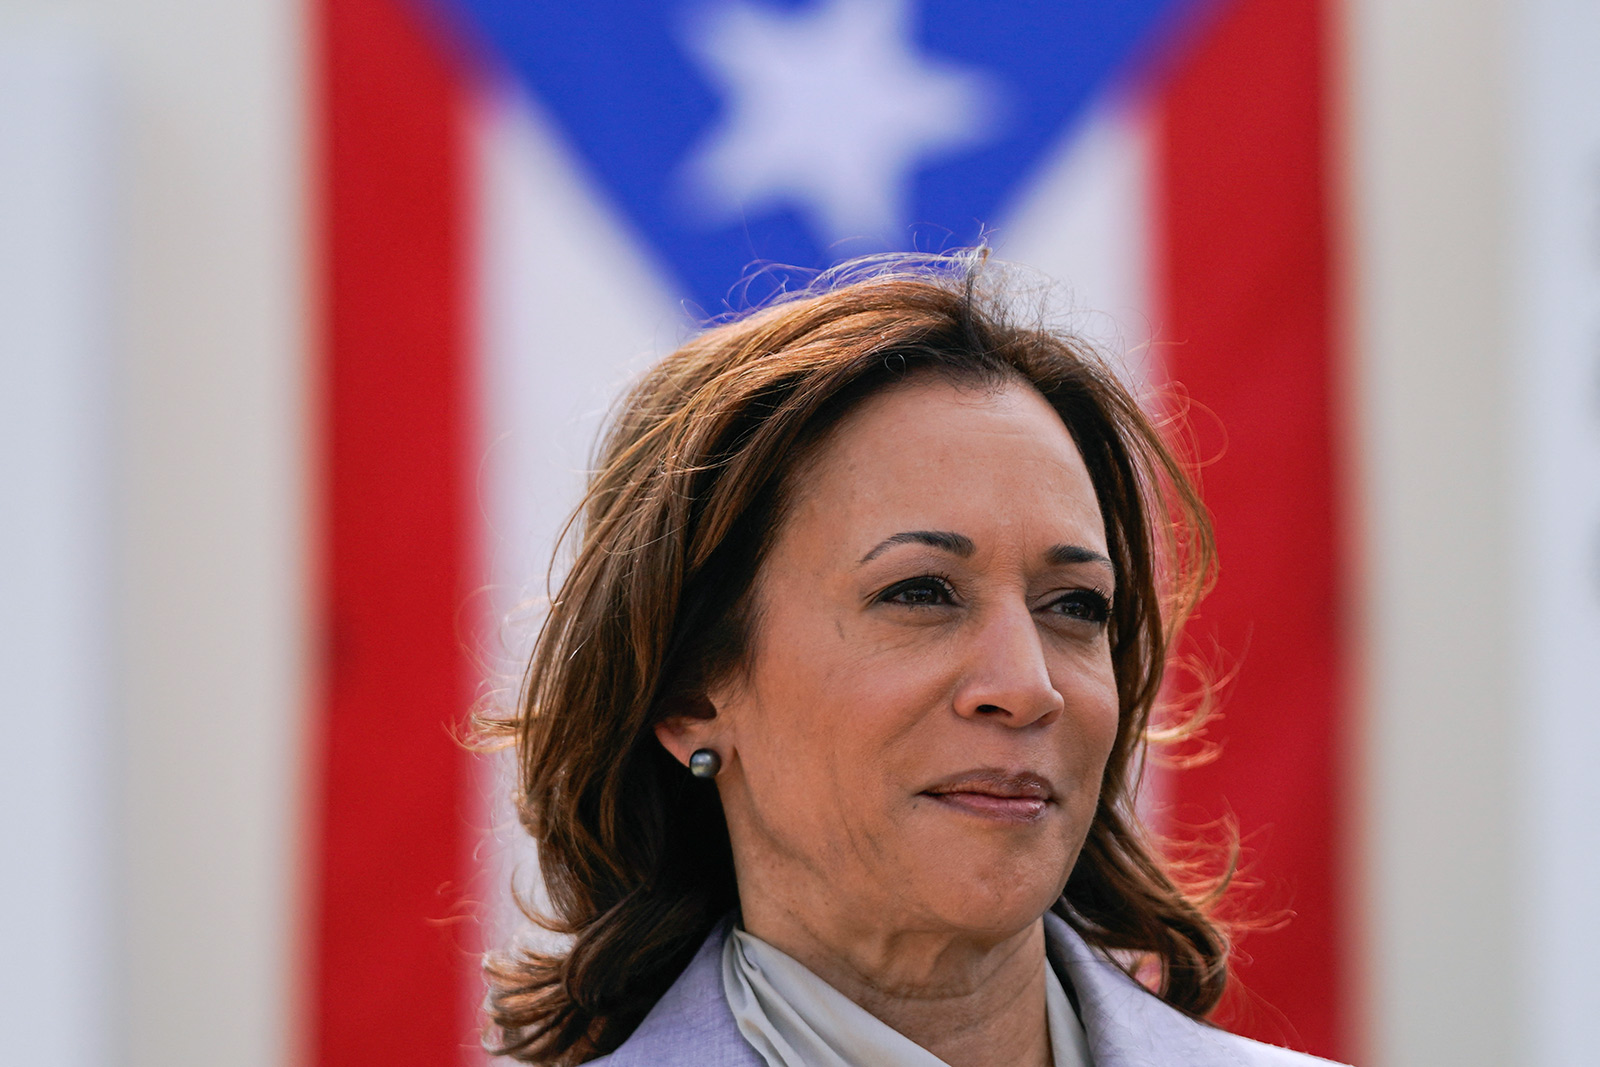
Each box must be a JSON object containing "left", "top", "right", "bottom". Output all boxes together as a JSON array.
[
  {"left": 1045, "top": 589, "right": 1112, "bottom": 625},
  {"left": 877, "top": 575, "right": 958, "bottom": 607}
]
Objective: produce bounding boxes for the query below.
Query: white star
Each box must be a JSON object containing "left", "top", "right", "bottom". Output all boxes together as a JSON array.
[{"left": 679, "top": 0, "right": 1002, "bottom": 246}]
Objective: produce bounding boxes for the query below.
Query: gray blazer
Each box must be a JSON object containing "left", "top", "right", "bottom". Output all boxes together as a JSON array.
[{"left": 589, "top": 913, "right": 1349, "bottom": 1066}]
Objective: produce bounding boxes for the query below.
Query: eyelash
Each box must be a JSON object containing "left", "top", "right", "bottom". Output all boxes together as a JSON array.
[
  {"left": 1048, "top": 589, "right": 1113, "bottom": 625},
  {"left": 877, "top": 574, "right": 958, "bottom": 607},
  {"left": 875, "top": 576, "right": 1114, "bottom": 626}
]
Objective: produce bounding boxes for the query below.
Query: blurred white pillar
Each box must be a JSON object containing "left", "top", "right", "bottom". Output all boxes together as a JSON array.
[
  {"left": 1, "top": 0, "right": 308, "bottom": 1064},
  {"left": 0, "top": 32, "right": 114, "bottom": 1067},
  {"left": 104, "top": 0, "right": 309, "bottom": 1064},
  {"left": 1344, "top": 0, "right": 1516, "bottom": 1064},
  {"left": 1510, "top": 2, "right": 1600, "bottom": 1064},
  {"left": 1348, "top": 0, "right": 1600, "bottom": 1064}
]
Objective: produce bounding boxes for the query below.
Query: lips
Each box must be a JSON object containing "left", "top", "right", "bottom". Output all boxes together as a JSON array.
[{"left": 919, "top": 769, "right": 1055, "bottom": 823}]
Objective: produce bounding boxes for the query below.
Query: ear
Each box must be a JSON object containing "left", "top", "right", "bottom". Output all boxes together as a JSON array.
[{"left": 652, "top": 691, "right": 721, "bottom": 768}]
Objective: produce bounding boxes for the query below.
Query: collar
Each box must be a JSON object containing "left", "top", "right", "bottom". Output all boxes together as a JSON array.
[{"left": 597, "top": 912, "right": 1259, "bottom": 1067}]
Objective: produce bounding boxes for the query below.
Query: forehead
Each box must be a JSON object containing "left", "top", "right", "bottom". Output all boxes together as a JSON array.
[{"left": 781, "top": 374, "right": 1107, "bottom": 555}]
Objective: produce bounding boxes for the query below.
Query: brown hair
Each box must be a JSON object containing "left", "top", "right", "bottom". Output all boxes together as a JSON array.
[{"left": 480, "top": 253, "right": 1225, "bottom": 1063}]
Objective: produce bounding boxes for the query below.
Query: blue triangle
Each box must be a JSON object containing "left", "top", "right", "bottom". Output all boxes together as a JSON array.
[{"left": 427, "top": 0, "right": 1203, "bottom": 312}]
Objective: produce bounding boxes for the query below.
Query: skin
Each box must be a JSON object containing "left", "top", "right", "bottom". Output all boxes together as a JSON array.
[{"left": 656, "top": 375, "right": 1120, "bottom": 1067}]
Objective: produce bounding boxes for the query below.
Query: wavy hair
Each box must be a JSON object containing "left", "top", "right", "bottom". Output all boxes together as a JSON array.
[{"left": 479, "top": 253, "right": 1225, "bottom": 1063}]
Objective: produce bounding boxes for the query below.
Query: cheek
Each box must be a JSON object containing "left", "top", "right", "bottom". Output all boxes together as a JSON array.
[
  {"left": 1089, "top": 665, "right": 1122, "bottom": 753},
  {"left": 744, "top": 646, "right": 927, "bottom": 787},
  {"left": 729, "top": 616, "right": 942, "bottom": 842},
  {"left": 1058, "top": 651, "right": 1122, "bottom": 786},
  {"left": 738, "top": 575, "right": 924, "bottom": 741}
]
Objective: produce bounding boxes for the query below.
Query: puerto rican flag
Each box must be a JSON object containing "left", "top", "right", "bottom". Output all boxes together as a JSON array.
[
  {"left": 314, "top": 0, "right": 1347, "bottom": 1063},
  {"left": 20, "top": 2, "right": 1600, "bottom": 1065}
]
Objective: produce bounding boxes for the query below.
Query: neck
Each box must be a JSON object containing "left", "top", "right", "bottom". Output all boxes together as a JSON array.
[{"left": 739, "top": 903, "right": 1054, "bottom": 1067}]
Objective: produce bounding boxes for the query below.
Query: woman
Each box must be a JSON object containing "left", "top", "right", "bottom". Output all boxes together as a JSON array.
[{"left": 482, "top": 254, "right": 1348, "bottom": 1066}]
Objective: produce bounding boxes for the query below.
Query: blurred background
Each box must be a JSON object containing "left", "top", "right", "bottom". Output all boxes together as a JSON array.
[{"left": 3, "top": 0, "right": 1597, "bottom": 1064}]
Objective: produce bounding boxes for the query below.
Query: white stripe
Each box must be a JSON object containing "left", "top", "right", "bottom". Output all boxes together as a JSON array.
[
  {"left": 472, "top": 79, "right": 684, "bottom": 944},
  {"left": 992, "top": 90, "right": 1155, "bottom": 374}
]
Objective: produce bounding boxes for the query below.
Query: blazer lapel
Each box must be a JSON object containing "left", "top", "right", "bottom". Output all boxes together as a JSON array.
[
  {"left": 1044, "top": 912, "right": 1245, "bottom": 1067},
  {"left": 601, "top": 917, "right": 763, "bottom": 1067}
]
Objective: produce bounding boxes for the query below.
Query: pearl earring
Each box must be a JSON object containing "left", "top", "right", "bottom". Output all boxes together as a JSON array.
[{"left": 688, "top": 748, "right": 722, "bottom": 779}]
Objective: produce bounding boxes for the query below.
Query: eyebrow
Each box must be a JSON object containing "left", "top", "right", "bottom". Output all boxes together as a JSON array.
[
  {"left": 857, "top": 530, "right": 1114, "bottom": 571},
  {"left": 1046, "top": 544, "right": 1114, "bottom": 569},
  {"left": 858, "top": 530, "right": 974, "bottom": 563}
]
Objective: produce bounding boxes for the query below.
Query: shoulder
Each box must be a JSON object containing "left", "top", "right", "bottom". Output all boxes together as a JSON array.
[
  {"left": 1042, "top": 913, "right": 1353, "bottom": 1067},
  {"left": 1211, "top": 1029, "right": 1350, "bottom": 1066}
]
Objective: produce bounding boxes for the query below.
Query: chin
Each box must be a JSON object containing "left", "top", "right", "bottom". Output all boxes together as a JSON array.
[
  {"left": 918, "top": 885, "right": 1062, "bottom": 943},
  {"left": 904, "top": 840, "right": 1074, "bottom": 939}
]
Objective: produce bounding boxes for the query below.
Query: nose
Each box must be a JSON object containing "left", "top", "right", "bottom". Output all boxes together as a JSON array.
[{"left": 952, "top": 604, "right": 1065, "bottom": 727}]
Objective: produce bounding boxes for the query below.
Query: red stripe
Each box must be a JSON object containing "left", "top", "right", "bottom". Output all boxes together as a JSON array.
[
  {"left": 311, "top": 0, "right": 479, "bottom": 1062},
  {"left": 1153, "top": 0, "right": 1351, "bottom": 1059}
]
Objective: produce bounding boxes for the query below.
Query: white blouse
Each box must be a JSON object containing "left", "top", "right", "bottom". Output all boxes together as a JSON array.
[{"left": 723, "top": 926, "right": 1093, "bottom": 1067}]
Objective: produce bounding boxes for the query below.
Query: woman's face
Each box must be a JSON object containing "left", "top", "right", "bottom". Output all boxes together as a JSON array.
[{"left": 673, "top": 374, "right": 1120, "bottom": 942}]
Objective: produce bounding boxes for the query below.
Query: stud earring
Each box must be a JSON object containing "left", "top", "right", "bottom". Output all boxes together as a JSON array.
[{"left": 688, "top": 748, "right": 722, "bottom": 779}]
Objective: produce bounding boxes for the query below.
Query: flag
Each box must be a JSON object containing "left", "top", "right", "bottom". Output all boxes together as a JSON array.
[{"left": 311, "top": 0, "right": 1350, "bottom": 1062}]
